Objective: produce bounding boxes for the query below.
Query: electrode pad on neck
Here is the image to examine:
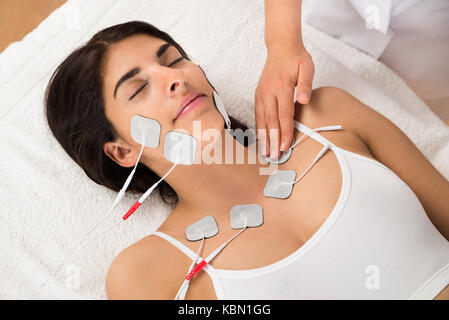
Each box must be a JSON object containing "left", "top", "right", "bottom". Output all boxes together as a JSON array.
[
  {"left": 230, "top": 204, "right": 263, "bottom": 229},
  {"left": 185, "top": 216, "right": 219, "bottom": 241},
  {"left": 213, "top": 90, "right": 256, "bottom": 146},
  {"left": 130, "top": 115, "right": 161, "bottom": 148},
  {"left": 264, "top": 140, "right": 295, "bottom": 164},
  {"left": 263, "top": 86, "right": 298, "bottom": 164},
  {"left": 212, "top": 90, "right": 231, "bottom": 130},
  {"left": 163, "top": 131, "right": 197, "bottom": 165},
  {"left": 263, "top": 170, "right": 296, "bottom": 199}
]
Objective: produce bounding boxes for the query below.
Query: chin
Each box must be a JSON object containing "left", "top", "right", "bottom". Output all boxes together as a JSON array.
[
  {"left": 186, "top": 113, "right": 225, "bottom": 153},
  {"left": 177, "top": 108, "right": 224, "bottom": 133}
]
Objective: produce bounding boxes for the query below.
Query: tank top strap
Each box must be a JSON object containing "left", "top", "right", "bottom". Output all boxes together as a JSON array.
[
  {"left": 293, "top": 120, "right": 341, "bottom": 148},
  {"left": 152, "top": 231, "right": 202, "bottom": 262}
]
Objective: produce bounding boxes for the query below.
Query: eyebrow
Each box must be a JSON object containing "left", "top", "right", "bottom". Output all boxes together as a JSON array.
[{"left": 113, "top": 42, "right": 173, "bottom": 98}]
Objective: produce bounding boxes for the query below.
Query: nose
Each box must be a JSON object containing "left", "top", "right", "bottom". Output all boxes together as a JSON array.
[{"left": 153, "top": 66, "right": 186, "bottom": 97}]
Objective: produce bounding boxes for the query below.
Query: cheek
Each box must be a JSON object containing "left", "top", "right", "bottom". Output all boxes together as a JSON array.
[
  {"left": 133, "top": 94, "right": 173, "bottom": 123},
  {"left": 196, "top": 110, "right": 225, "bottom": 142},
  {"left": 204, "top": 110, "right": 225, "bottom": 131},
  {"left": 178, "top": 104, "right": 223, "bottom": 134},
  {"left": 196, "top": 114, "right": 226, "bottom": 154},
  {"left": 127, "top": 107, "right": 173, "bottom": 150},
  {"left": 119, "top": 118, "right": 136, "bottom": 146},
  {"left": 107, "top": 108, "right": 138, "bottom": 147}
]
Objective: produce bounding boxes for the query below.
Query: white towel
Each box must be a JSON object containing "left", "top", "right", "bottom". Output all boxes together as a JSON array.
[{"left": 1, "top": 0, "right": 448, "bottom": 299}]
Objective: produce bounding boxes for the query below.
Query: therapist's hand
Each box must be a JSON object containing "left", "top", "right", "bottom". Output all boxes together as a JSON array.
[{"left": 255, "top": 44, "right": 314, "bottom": 159}]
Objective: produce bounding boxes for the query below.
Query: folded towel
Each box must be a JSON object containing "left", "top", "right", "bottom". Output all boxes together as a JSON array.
[{"left": 1, "top": 0, "right": 447, "bottom": 299}]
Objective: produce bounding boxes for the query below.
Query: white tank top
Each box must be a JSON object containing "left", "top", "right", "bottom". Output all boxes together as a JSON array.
[{"left": 153, "top": 120, "right": 449, "bottom": 299}]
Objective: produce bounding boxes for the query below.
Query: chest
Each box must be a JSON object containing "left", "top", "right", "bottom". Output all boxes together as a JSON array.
[
  {"left": 186, "top": 129, "right": 371, "bottom": 270},
  {"left": 168, "top": 130, "right": 375, "bottom": 299}
]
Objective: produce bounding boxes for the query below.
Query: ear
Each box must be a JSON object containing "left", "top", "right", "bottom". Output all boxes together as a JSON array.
[{"left": 103, "top": 140, "right": 135, "bottom": 168}]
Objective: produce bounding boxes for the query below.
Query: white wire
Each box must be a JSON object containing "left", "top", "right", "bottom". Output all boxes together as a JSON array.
[
  {"left": 207, "top": 224, "right": 248, "bottom": 263},
  {"left": 175, "top": 221, "right": 249, "bottom": 300},
  {"left": 174, "top": 236, "right": 205, "bottom": 300},
  {"left": 92, "top": 220, "right": 124, "bottom": 239},
  {"left": 290, "top": 125, "right": 341, "bottom": 150},
  {"left": 291, "top": 144, "right": 329, "bottom": 185},
  {"left": 17, "top": 134, "right": 147, "bottom": 299},
  {"left": 22, "top": 140, "right": 178, "bottom": 298},
  {"left": 138, "top": 160, "right": 178, "bottom": 204}
]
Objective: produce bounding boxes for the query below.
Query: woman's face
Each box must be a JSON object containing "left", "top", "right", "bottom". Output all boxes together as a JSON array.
[{"left": 101, "top": 33, "right": 223, "bottom": 167}]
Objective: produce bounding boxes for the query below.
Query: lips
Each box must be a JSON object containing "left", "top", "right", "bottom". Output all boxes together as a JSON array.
[{"left": 174, "top": 92, "right": 205, "bottom": 121}]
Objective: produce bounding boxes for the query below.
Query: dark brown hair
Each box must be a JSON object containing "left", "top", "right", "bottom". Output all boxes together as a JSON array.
[{"left": 44, "top": 20, "right": 247, "bottom": 204}]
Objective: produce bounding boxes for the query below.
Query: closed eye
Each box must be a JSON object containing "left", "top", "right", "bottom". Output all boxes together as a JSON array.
[{"left": 128, "top": 57, "right": 185, "bottom": 100}]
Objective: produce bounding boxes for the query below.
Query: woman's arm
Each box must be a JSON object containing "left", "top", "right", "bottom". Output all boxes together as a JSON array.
[{"left": 304, "top": 87, "right": 449, "bottom": 241}]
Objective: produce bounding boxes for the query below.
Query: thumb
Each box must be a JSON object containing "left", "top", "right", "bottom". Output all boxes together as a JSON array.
[{"left": 296, "top": 58, "right": 314, "bottom": 104}]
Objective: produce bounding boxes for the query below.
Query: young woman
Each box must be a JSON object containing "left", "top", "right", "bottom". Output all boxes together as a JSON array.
[{"left": 45, "top": 21, "right": 449, "bottom": 300}]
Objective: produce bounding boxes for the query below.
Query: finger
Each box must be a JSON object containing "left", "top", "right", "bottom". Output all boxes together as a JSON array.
[
  {"left": 264, "top": 94, "right": 281, "bottom": 159},
  {"left": 277, "top": 86, "right": 295, "bottom": 152},
  {"left": 255, "top": 93, "right": 269, "bottom": 156},
  {"left": 257, "top": 123, "right": 269, "bottom": 158},
  {"left": 297, "top": 54, "right": 315, "bottom": 104}
]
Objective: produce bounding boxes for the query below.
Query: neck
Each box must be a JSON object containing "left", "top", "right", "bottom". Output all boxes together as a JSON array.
[{"left": 149, "top": 129, "right": 271, "bottom": 220}]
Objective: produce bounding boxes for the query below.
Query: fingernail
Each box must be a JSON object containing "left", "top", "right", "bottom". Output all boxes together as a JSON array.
[
  {"left": 299, "top": 92, "right": 310, "bottom": 101},
  {"left": 261, "top": 144, "right": 267, "bottom": 156},
  {"left": 280, "top": 141, "right": 286, "bottom": 151}
]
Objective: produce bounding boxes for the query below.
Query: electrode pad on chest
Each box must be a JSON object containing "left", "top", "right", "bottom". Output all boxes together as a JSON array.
[
  {"left": 230, "top": 204, "right": 263, "bottom": 229},
  {"left": 264, "top": 140, "right": 295, "bottom": 164},
  {"left": 263, "top": 170, "right": 296, "bottom": 199},
  {"left": 163, "top": 131, "right": 197, "bottom": 165},
  {"left": 185, "top": 216, "right": 219, "bottom": 241},
  {"left": 130, "top": 115, "right": 161, "bottom": 148}
]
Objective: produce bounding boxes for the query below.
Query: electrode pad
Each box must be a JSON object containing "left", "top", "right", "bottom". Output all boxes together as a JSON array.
[
  {"left": 230, "top": 204, "right": 264, "bottom": 229},
  {"left": 212, "top": 90, "right": 231, "bottom": 130},
  {"left": 185, "top": 216, "right": 219, "bottom": 241},
  {"left": 163, "top": 131, "right": 198, "bottom": 165},
  {"left": 130, "top": 115, "right": 161, "bottom": 148},
  {"left": 264, "top": 139, "right": 295, "bottom": 164},
  {"left": 263, "top": 170, "right": 296, "bottom": 199}
]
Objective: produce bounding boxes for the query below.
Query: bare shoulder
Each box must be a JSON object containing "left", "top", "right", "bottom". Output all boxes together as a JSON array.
[
  {"left": 295, "top": 86, "right": 403, "bottom": 145},
  {"left": 294, "top": 86, "right": 368, "bottom": 135},
  {"left": 105, "top": 234, "right": 184, "bottom": 300},
  {"left": 294, "top": 86, "right": 375, "bottom": 157},
  {"left": 298, "top": 87, "right": 449, "bottom": 241},
  {"left": 296, "top": 86, "right": 415, "bottom": 152}
]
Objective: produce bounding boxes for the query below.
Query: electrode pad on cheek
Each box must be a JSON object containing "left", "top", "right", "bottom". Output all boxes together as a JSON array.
[
  {"left": 185, "top": 216, "right": 219, "bottom": 241},
  {"left": 196, "top": 62, "right": 231, "bottom": 130},
  {"left": 163, "top": 131, "right": 198, "bottom": 165},
  {"left": 230, "top": 204, "right": 263, "bottom": 229},
  {"left": 130, "top": 115, "right": 161, "bottom": 148},
  {"left": 263, "top": 170, "right": 296, "bottom": 199}
]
